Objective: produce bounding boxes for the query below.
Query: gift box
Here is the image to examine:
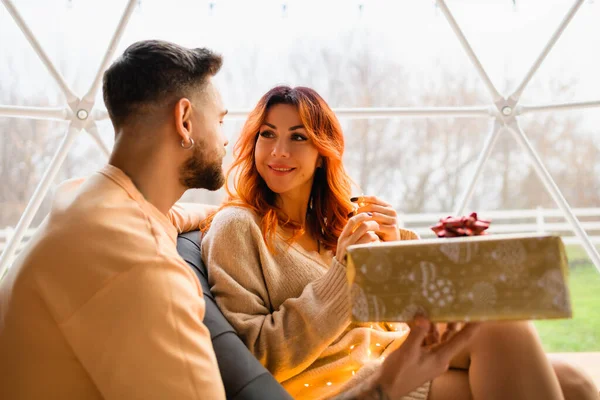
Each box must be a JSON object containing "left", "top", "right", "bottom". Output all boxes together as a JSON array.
[{"left": 346, "top": 233, "right": 572, "bottom": 323}]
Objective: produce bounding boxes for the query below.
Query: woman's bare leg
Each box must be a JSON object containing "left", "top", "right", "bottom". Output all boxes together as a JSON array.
[
  {"left": 549, "top": 359, "right": 599, "bottom": 400},
  {"left": 467, "top": 322, "right": 563, "bottom": 400},
  {"left": 428, "top": 369, "right": 472, "bottom": 400},
  {"left": 430, "top": 321, "right": 564, "bottom": 400}
]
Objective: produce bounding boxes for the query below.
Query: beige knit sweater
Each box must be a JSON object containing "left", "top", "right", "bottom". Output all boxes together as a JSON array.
[{"left": 202, "top": 206, "right": 430, "bottom": 400}]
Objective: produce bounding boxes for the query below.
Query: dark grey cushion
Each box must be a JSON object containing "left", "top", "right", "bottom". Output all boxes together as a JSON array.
[{"left": 177, "top": 231, "right": 293, "bottom": 400}]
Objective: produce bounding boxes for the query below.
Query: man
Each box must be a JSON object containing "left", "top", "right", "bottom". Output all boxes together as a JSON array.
[
  {"left": 0, "top": 40, "right": 228, "bottom": 399},
  {"left": 0, "top": 40, "right": 478, "bottom": 399}
]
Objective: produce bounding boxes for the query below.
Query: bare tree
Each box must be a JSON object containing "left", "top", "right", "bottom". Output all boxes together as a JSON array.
[
  {"left": 284, "top": 32, "right": 600, "bottom": 214},
  {"left": 2, "top": 32, "right": 599, "bottom": 229}
]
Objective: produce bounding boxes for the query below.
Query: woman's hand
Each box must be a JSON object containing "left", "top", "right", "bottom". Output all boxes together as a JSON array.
[
  {"left": 351, "top": 196, "right": 400, "bottom": 242},
  {"left": 374, "top": 318, "right": 479, "bottom": 399},
  {"left": 332, "top": 318, "right": 479, "bottom": 400},
  {"left": 423, "top": 322, "right": 462, "bottom": 347},
  {"left": 336, "top": 212, "right": 380, "bottom": 263}
]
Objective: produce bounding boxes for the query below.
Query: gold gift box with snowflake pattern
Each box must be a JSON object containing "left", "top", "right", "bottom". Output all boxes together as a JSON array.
[{"left": 346, "top": 234, "right": 572, "bottom": 322}]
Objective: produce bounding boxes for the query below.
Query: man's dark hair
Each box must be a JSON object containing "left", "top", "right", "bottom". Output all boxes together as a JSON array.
[{"left": 102, "top": 40, "right": 222, "bottom": 127}]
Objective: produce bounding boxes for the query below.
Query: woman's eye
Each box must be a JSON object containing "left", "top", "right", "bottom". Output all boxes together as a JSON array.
[
  {"left": 291, "top": 133, "right": 307, "bottom": 141},
  {"left": 259, "top": 130, "right": 275, "bottom": 138}
]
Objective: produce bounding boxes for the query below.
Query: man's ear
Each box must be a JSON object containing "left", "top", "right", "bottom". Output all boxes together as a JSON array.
[{"left": 174, "top": 98, "right": 193, "bottom": 144}]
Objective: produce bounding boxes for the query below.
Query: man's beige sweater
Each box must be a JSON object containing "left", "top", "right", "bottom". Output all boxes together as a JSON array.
[
  {"left": 202, "top": 206, "right": 430, "bottom": 400},
  {"left": 0, "top": 165, "right": 225, "bottom": 399}
]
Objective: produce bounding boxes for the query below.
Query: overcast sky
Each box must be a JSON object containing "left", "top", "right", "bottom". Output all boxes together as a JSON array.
[
  {"left": 0, "top": 0, "right": 598, "bottom": 215},
  {"left": 1, "top": 1, "right": 598, "bottom": 96},
  {"left": 1, "top": 0, "right": 599, "bottom": 142}
]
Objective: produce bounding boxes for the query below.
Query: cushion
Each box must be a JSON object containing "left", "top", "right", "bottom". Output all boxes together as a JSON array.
[{"left": 176, "top": 231, "right": 292, "bottom": 400}]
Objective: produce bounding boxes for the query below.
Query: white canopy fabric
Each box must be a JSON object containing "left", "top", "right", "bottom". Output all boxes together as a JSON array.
[{"left": 1, "top": 0, "right": 599, "bottom": 277}]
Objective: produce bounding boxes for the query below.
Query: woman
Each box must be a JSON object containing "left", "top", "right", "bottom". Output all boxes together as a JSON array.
[{"left": 202, "top": 86, "right": 596, "bottom": 400}]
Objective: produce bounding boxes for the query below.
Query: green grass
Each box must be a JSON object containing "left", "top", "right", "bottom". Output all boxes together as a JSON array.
[{"left": 534, "top": 245, "right": 600, "bottom": 352}]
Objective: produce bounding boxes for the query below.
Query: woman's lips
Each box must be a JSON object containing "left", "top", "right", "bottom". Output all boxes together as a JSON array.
[{"left": 268, "top": 165, "right": 296, "bottom": 175}]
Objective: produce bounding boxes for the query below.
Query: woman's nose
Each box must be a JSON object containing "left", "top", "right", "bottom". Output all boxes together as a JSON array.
[{"left": 271, "top": 139, "right": 290, "bottom": 158}]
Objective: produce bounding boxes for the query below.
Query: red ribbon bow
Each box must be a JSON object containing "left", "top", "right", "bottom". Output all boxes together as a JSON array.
[{"left": 431, "top": 212, "right": 491, "bottom": 238}]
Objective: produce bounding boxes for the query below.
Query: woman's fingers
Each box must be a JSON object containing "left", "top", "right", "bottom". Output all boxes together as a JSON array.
[
  {"left": 352, "top": 195, "right": 392, "bottom": 208},
  {"left": 355, "top": 204, "right": 397, "bottom": 219},
  {"left": 339, "top": 212, "right": 372, "bottom": 242},
  {"left": 375, "top": 321, "right": 481, "bottom": 400},
  {"left": 348, "top": 220, "right": 380, "bottom": 244},
  {"left": 336, "top": 213, "right": 378, "bottom": 261},
  {"left": 361, "top": 211, "right": 397, "bottom": 225},
  {"left": 441, "top": 322, "right": 459, "bottom": 342},
  {"left": 352, "top": 209, "right": 399, "bottom": 241},
  {"left": 431, "top": 323, "right": 480, "bottom": 366},
  {"left": 351, "top": 199, "right": 400, "bottom": 242},
  {"left": 354, "top": 231, "right": 380, "bottom": 245},
  {"left": 376, "top": 224, "right": 401, "bottom": 241},
  {"left": 348, "top": 210, "right": 397, "bottom": 235},
  {"left": 424, "top": 323, "right": 441, "bottom": 347},
  {"left": 404, "top": 318, "right": 431, "bottom": 350}
]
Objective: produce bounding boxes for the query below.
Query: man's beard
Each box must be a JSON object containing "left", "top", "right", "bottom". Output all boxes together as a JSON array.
[{"left": 179, "top": 145, "right": 225, "bottom": 191}]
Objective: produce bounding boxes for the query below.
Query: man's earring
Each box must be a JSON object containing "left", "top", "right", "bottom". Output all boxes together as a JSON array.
[{"left": 181, "top": 137, "right": 194, "bottom": 149}]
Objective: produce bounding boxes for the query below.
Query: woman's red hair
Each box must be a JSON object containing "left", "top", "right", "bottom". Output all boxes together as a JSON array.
[{"left": 206, "top": 86, "right": 354, "bottom": 252}]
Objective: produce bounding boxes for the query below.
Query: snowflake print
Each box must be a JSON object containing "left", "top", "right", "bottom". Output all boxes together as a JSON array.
[
  {"left": 398, "top": 304, "right": 428, "bottom": 321},
  {"left": 422, "top": 277, "right": 456, "bottom": 308},
  {"left": 537, "top": 269, "right": 569, "bottom": 310},
  {"left": 439, "top": 242, "right": 477, "bottom": 264},
  {"left": 469, "top": 282, "right": 497, "bottom": 310},
  {"left": 491, "top": 241, "right": 528, "bottom": 287},
  {"left": 351, "top": 284, "right": 370, "bottom": 322}
]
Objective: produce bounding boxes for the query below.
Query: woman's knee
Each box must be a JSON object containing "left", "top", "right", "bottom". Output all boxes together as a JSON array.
[
  {"left": 429, "top": 369, "right": 472, "bottom": 400},
  {"left": 551, "top": 359, "right": 599, "bottom": 400},
  {"left": 471, "top": 321, "right": 537, "bottom": 345}
]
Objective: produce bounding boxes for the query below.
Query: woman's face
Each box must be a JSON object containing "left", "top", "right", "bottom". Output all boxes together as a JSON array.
[{"left": 254, "top": 104, "right": 320, "bottom": 200}]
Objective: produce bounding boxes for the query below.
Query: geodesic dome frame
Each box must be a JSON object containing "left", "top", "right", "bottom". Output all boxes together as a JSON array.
[{"left": 1, "top": 0, "right": 599, "bottom": 277}]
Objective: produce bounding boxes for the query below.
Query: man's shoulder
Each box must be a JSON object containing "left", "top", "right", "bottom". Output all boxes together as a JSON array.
[
  {"left": 8, "top": 200, "right": 165, "bottom": 325},
  {"left": 27, "top": 174, "right": 159, "bottom": 264},
  {"left": 54, "top": 173, "right": 151, "bottom": 235},
  {"left": 33, "top": 195, "right": 157, "bottom": 263}
]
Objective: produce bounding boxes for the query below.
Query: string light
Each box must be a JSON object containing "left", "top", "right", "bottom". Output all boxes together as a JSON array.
[{"left": 302, "top": 338, "right": 396, "bottom": 390}]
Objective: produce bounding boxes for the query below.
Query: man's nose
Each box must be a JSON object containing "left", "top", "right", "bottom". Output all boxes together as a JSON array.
[{"left": 221, "top": 131, "right": 229, "bottom": 147}]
